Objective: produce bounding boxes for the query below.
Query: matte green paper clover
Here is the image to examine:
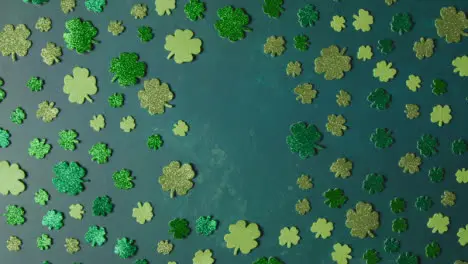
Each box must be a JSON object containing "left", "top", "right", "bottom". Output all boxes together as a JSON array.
[
  {"left": 63, "top": 67, "right": 98, "bottom": 104},
  {"left": 164, "top": 29, "right": 202, "bottom": 64},
  {"left": 362, "top": 173, "right": 385, "bottom": 194},
  {"left": 286, "top": 122, "right": 323, "bottom": 159}
]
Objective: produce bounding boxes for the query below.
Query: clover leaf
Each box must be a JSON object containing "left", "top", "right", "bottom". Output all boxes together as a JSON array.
[
  {"left": 63, "top": 18, "right": 98, "bottom": 54},
  {"left": 52, "top": 161, "right": 86, "bottom": 195},
  {"left": 323, "top": 188, "right": 347, "bottom": 208},
  {"left": 214, "top": 6, "right": 251, "bottom": 42},
  {"left": 110, "top": 52, "right": 147, "bottom": 87},
  {"left": 169, "top": 218, "right": 191, "bottom": 239},
  {"left": 286, "top": 122, "right": 323, "bottom": 159}
]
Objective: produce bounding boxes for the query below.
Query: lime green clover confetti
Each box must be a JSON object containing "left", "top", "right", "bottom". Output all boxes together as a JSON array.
[
  {"left": 413, "top": 38, "right": 434, "bottom": 59},
  {"left": 85, "top": 225, "right": 107, "bottom": 247},
  {"left": 132, "top": 202, "right": 153, "bottom": 224},
  {"left": 452, "top": 139, "right": 467, "bottom": 155},
  {"left": 314, "top": 45, "right": 351, "bottom": 80},
  {"left": 323, "top": 188, "right": 347, "bottom": 208},
  {"left": 3, "top": 205, "right": 25, "bottom": 225},
  {"left": 28, "top": 138, "right": 51, "bottom": 159},
  {"left": 138, "top": 26, "right": 153, "bottom": 42},
  {"left": 36, "top": 101, "right": 59, "bottom": 122},
  {"left": 131, "top": 4, "right": 148, "bottom": 19},
  {"left": 34, "top": 189, "right": 49, "bottom": 206},
  {"left": 173, "top": 120, "right": 189, "bottom": 136},
  {"left": 457, "top": 225, "right": 468, "bottom": 246},
  {"left": 6, "top": 236, "right": 22, "bottom": 251},
  {"left": 330, "top": 16, "right": 346, "bottom": 32},
  {"left": 65, "top": 237, "right": 80, "bottom": 254},
  {"left": 85, "top": 0, "right": 106, "bottom": 13},
  {"left": 435, "top": 6, "right": 468, "bottom": 44},
  {"left": 108, "top": 21, "right": 125, "bottom": 36},
  {"left": 297, "top": 4, "right": 319, "bottom": 27},
  {"left": 52, "top": 161, "right": 86, "bottom": 195},
  {"left": 165, "top": 29, "right": 202, "bottom": 64},
  {"left": 27, "top": 77, "right": 44, "bottom": 91},
  {"left": 417, "top": 134, "right": 438, "bottom": 157},
  {"left": 425, "top": 242, "right": 440, "bottom": 259},
  {"left": 0, "top": 24, "right": 32, "bottom": 61},
  {"left": 42, "top": 210, "right": 64, "bottom": 230},
  {"left": 430, "top": 105, "right": 452, "bottom": 126},
  {"left": 196, "top": 216, "right": 218, "bottom": 236},
  {"left": 415, "top": 195, "right": 433, "bottom": 211},
  {"left": 352, "top": 9, "right": 374, "bottom": 32},
  {"left": 185, "top": 0, "right": 206, "bottom": 21},
  {"left": 120, "top": 116, "right": 136, "bottom": 132},
  {"left": 110, "top": 52, "right": 146, "bottom": 86},
  {"left": 367, "top": 88, "right": 391, "bottom": 110},
  {"left": 326, "top": 114, "right": 347, "bottom": 136},
  {"left": 384, "top": 237, "right": 400, "bottom": 253},
  {"left": 69, "top": 203, "right": 84, "bottom": 219},
  {"left": 37, "top": 234, "right": 52, "bottom": 250},
  {"left": 428, "top": 167, "right": 444, "bottom": 183},
  {"left": 263, "top": 0, "right": 284, "bottom": 19},
  {"left": 427, "top": 213, "right": 449, "bottom": 234},
  {"left": 357, "top": 45, "right": 373, "bottom": 61},
  {"left": 362, "top": 174, "right": 385, "bottom": 194},
  {"left": 24, "top": 0, "right": 49, "bottom": 4},
  {"left": 377, "top": 39, "right": 394, "bottom": 54},
  {"left": 431, "top": 79, "right": 447, "bottom": 95},
  {"left": 373, "top": 61, "right": 397, "bottom": 82},
  {"left": 148, "top": 134, "right": 163, "bottom": 150},
  {"left": 293, "top": 35, "right": 309, "bottom": 51},
  {"left": 336, "top": 90, "right": 351, "bottom": 107},
  {"left": 41, "top": 42, "right": 62, "bottom": 65},
  {"left": 392, "top": 218, "right": 407, "bottom": 233},
  {"left": 159, "top": 161, "right": 196, "bottom": 198},
  {"left": 90, "top": 114, "right": 105, "bottom": 131},
  {"left": 35, "top": 17, "right": 52, "bottom": 32},
  {"left": 58, "top": 130, "right": 79, "bottom": 151},
  {"left": 10, "top": 107, "right": 26, "bottom": 124},
  {"left": 0, "top": 128, "right": 10, "bottom": 148},
  {"left": 63, "top": 18, "right": 98, "bottom": 54},
  {"left": 89, "top": 143, "right": 112, "bottom": 164},
  {"left": 363, "top": 249, "right": 381, "bottom": 264},
  {"left": 114, "top": 237, "right": 137, "bottom": 259},
  {"left": 370, "top": 128, "right": 392, "bottom": 147},
  {"left": 390, "top": 198, "right": 406, "bottom": 214},
  {"left": 169, "top": 218, "right": 191, "bottom": 239},
  {"left": 61, "top": 0, "right": 76, "bottom": 13},
  {"left": 92, "top": 195, "right": 113, "bottom": 216},
  {"left": 112, "top": 169, "right": 134, "bottom": 190},
  {"left": 391, "top": 13, "right": 413, "bottom": 34},
  {"left": 0, "top": 161, "right": 26, "bottom": 196},
  {"left": 453, "top": 55, "right": 468, "bottom": 77},
  {"left": 396, "top": 252, "right": 418, "bottom": 264},
  {"left": 215, "top": 6, "right": 251, "bottom": 42},
  {"left": 155, "top": 0, "right": 176, "bottom": 16},
  {"left": 108, "top": 93, "right": 124, "bottom": 108},
  {"left": 63, "top": 67, "right": 98, "bottom": 104},
  {"left": 138, "top": 78, "right": 174, "bottom": 115},
  {"left": 310, "top": 218, "right": 333, "bottom": 239},
  {"left": 286, "top": 122, "right": 323, "bottom": 159}
]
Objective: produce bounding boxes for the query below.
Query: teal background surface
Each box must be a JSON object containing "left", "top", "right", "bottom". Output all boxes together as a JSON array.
[{"left": 0, "top": 0, "right": 468, "bottom": 263}]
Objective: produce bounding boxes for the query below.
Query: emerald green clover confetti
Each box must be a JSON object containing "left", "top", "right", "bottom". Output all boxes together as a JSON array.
[
  {"left": 0, "top": 128, "right": 11, "bottom": 148},
  {"left": 134, "top": 259, "right": 149, "bottom": 264},
  {"left": 28, "top": 138, "right": 51, "bottom": 159},
  {"left": 253, "top": 257, "right": 283, "bottom": 264},
  {"left": 293, "top": 35, "right": 310, "bottom": 51},
  {"left": 169, "top": 218, "right": 191, "bottom": 239},
  {"left": 23, "top": 0, "right": 49, "bottom": 5},
  {"left": 452, "top": 139, "right": 467, "bottom": 155},
  {"left": 58, "top": 130, "right": 79, "bottom": 151},
  {"left": 34, "top": 189, "right": 49, "bottom": 206},
  {"left": 147, "top": 134, "right": 163, "bottom": 150},
  {"left": 297, "top": 4, "right": 319, "bottom": 27},
  {"left": 137, "top": 26, "right": 153, "bottom": 42},
  {"left": 85, "top": 0, "right": 106, "bottom": 13},
  {"left": 114, "top": 237, "right": 137, "bottom": 259},
  {"left": 363, "top": 249, "right": 381, "bottom": 264},
  {"left": 42, "top": 210, "right": 64, "bottom": 230},
  {"left": 415, "top": 195, "right": 433, "bottom": 211},
  {"left": 428, "top": 167, "right": 445, "bottom": 183},
  {"left": 431, "top": 79, "right": 448, "bottom": 95},
  {"left": 89, "top": 143, "right": 112, "bottom": 164},
  {"left": 196, "top": 216, "right": 218, "bottom": 236},
  {"left": 390, "top": 197, "right": 406, "bottom": 214},
  {"left": 0, "top": 88, "right": 5, "bottom": 103},
  {"left": 27, "top": 76, "right": 44, "bottom": 92},
  {"left": 37, "top": 234, "right": 52, "bottom": 250},
  {"left": 416, "top": 134, "right": 438, "bottom": 157},
  {"left": 85, "top": 225, "right": 107, "bottom": 247},
  {"left": 392, "top": 218, "right": 408, "bottom": 233},
  {"left": 362, "top": 174, "right": 385, "bottom": 194},
  {"left": 396, "top": 252, "right": 418, "bottom": 264},
  {"left": 377, "top": 39, "right": 394, "bottom": 54},
  {"left": 367, "top": 88, "right": 391, "bottom": 110},
  {"left": 425, "top": 241, "right": 441, "bottom": 259},
  {"left": 112, "top": 169, "right": 134, "bottom": 190},
  {"left": 370, "top": 128, "right": 394, "bottom": 149},
  {"left": 384, "top": 237, "right": 400, "bottom": 253},
  {"left": 263, "top": 0, "right": 284, "bottom": 19},
  {"left": 286, "top": 122, "right": 323, "bottom": 159},
  {"left": 92, "top": 195, "right": 114, "bottom": 216},
  {"left": 63, "top": 18, "right": 98, "bottom": 54},
  {"left": 215, "top": 6, "right": 251, "bottom": 42},
  {"left": 108, "top": 93, "right": 124, "bottom": 108},
  {"left": 52, "top": 161, "right": 86, "bottom": 195},
  {"left": 390, "top": 13, "right": 413, "bottom": 35},
  {"left": 110, "top": 52, "right": 147, "bottom": 87},
  {"left": 323, "top": 188, "right": 347, "bottom": 208},
  {"left": 184, "top": 0, "right": 206, "bottom": 21},
  {"left": 10, "top": 107, "right": 26, "bottom": 124},
  {"left": 3, "top": 205, "right": 25, "bottom": 226}
]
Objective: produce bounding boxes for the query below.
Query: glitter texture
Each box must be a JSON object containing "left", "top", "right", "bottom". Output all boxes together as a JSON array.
[
  {"left": 35, "top": 17, "right": 52, "bottom": 32},
  {"left": 63, "top": 18, "right": 98, "bottom": 54},
  {"left": 27, "top": 77, "right": 44, "bottom": 92},
  {"left": 147, "top": 134, "right": 163, "bottom": 150},
  {"left": 114, "top": 237, "right": 137, "bottom": 259},
  {"left": 6, "top": 236, "right": 22, "bottom": 251},
  {"left": 28, "top": 138, "right": 51, "bottom": 159},
  {"left": 36, "top": 101, "right": 59, "bottom": 122},
  {"left": 138, "top": 79, "right": 174, "bottom": 115},
  {"left": 158, "top": 161, "right": 196, "bottom": 198},
  {"left": 157, "top": 240, "right": 173, "bottom": 255},
  {"left": 110, "top": 52, "right": 147, "bottom": 86},
  {"left": 65, "top": 238, "right": 80, "bottom": 254},
  {"left": 58, "top": 129, "right": 79, "bottom": 151},
  {"left": 196, "top": 216, "right": 218, "bottom": 236},
  {"left": 286, "top": 122, "right": 323, "bottom": 159},
  {"left": 314, "top": 45, "right": 351, "bottom": 80},
  {"left": 3, "top": 205, "right": 25, "bottom": 225},
  {"left": 36, "top": 234, "right": 52, "bottom": 250},
  {"left": 345, "top": 202, "right": 379, "bottom": 238},
  {"left": 89, "top": 143, "right": 112, "bottom": 164},
  {"left": 41, "top": 42, "right": 62, "bottom": 65},
  {"left": 130, "top": 4, "right": 148, "bottom": 19},
  {"left": 34, "top": 189, "right": 49, "bottom": 206},
  {"left": 92, "top": 195, "right": 113, "bottom": 216},
  {"left": 108, "top": 93, "right": 124, "bottom": 107},
  {"left": 61, "top": 0, "right": 76, "bottom": 13},
  {"left": 108, "top": 21, "right": 125, "bottom": 36},
  {"left": 10, "top": 107, "right": 26, "bottom": 124},
  {"left": 85, "top": 0, "right": 106, "bottom": 13},
  {"left": 52, "top": 161, "right": 86, "bottom": 195},
  {"left": 85, "top": 225, "right": 107, "bottom": 247},
  {"left": 41, "top": 210, "right": 64, "bottom": 230},
  {"left": 0, "top": 24, "right": 32, "bottom": 61},
  {"left": 215, "top": 6, "right": 251, "bottom": 42}
]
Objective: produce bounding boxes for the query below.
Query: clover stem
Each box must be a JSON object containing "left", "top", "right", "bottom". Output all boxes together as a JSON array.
[
  {"left": 368, "top": 231, "right": 375, "bottom": 238},
  {"left": 85, "top": 95, "right": 93, "bottom": 103},
  {"left": 11, "top": 54, "right": 16, "bottom": 61},
  {"left": 165, "top": 103, "right": 173, "bottom": 108},
  {"left": 170, "top": 190, "right": 174, "bottom": 198},
  {"left": 233, "top": 248, "right": 239, "bottom": 255},
  {"left": 111, "top": 76, "right": 117, "bottom": 82},
  {"left": 462, "top": 32, "right": 468, "bottom": 37},
  {"left": 167, "top": 52, "right": 175, "bottom": 60}
]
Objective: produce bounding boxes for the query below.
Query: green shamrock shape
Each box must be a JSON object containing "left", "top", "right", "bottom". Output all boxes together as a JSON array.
[
  {"left": 37, "top": 234, "right": 52, "bottom": 250},
  {"left": 92, "top": 195, "right": 114, "bottom": 216},
  {"left": 428, "top": 167, "right": 444, "bottom": 183},
  {"left": 286, "top": 122, "right": 324, "bottom": 159},
  {"left": 23, "top": 0, "right": 49, "bottom": 4},
  {"left": 323, "top": 188, "right": 348, "bottom": 208},
  {"left": 63, "top": 18, "right": 98, "bottom": 54},
  {"left": 431, "top": 79, "right": 447, "bottom": 95},
  {"left": 58, "top": 130, "right": 79, "bottom": 151},
  {"left": 452, "top": 139, "right": 467, "bottom": 155},
  {"left": 215, "top": 6, "right": 251, "bottom": 42},
  {"left": 425, "top": 241, "right": 440, "bottom": 259},
  {"left": 367, "top": 88, "right": 391, "bottom": 110},
  {"left": 34, "top": 189, "right": 49, "bottom": 206},
  {"left": 10, "top": 107, "right": 26, "bottom": 124},
  {"left": 109, "top": 52, "right": 147, "bottom": 87},
  {"left": 195, "top": 216, "right": 218, "bottom": 236},
  {"left": 169, "top": 218, "right": 191, "bottom": 239},
  {"left": 391, "top": 13, "right": 413, "bottom": 35},
  {"left": 415, "top": 195, "right": 433, "bottom": 211},
  {"left": 114, "top": 237, "right": 137, "bottom": 259},
  {"left": 396, "top": 252, "right": 418, "bottom": 264},
  {"left": 384, "top": 237, "right": 400, "bottom": 253},
  {"left": 89, "top": 143, "right": 112, "bottom": 164},
  {"left": 263, "top": 0, "right": 284, "bottom": 19},
  {"left": 27, "top": 77, "right": 44, "bottom": 92},
  {"left": 253, "top": 257, "right": 284, "bottom": 264},
  {"left": 362, "top": 173, "right": 385, "bottom": 194},
  {"left": 370, "top": 128, "right": 394, "bottom": 149},
  {"left": 390, "top": 197, "right": 406, "bottom": 214},
  {"left": 392, "top": 218, "right": 408, "bottom": 233},
  {"left": 0, "top": 88, "right": 5, "bottom": 103},
  {"left": 0, "top": 128, "right": 10, "bottom": 148},
  {"left": 184, "top": 0, "right": 206, "bottom": 21},
  {"left": 416, "top": 134, "right": 438, "bottom": 157},
  {"left": 112, "top": 169, "right": 134, "bottom": 190},
  {"left": 297, "top": 4, "right": 319, "bottom": 27},
  {"left": 85, "top": 225, "right": 107, "bottom": 247},
  {"left": 293, "top": 35, "right": 310, "bottom": 51},
  {"left": 42, "top": 210, "right": 64, "bottom": 230},
  {"left": 362, "top": 249, "right": 381, "bottom": 264},
  {"left": 147, "top": 134, "right": 163, "bottom": 150},
  {"left": 28, "top": 138, "right": 51, "bottom": 159},
  {"left": 108, "top": 93, "right": 124, "bottom": 108},
  {"left": 52, "top": 161, "right": 86, "bottom": 195},
  {"left": 85, "top": 0, "right": 106, "bottom": 13},
  {"left": 3, "top": 205, "right": 25, "bottom": 225},
  {"left": 138, "top": 26, "right": 153, "bottom": 42},
  {"left": 377, "top": 39, "right": 394, "bottom": 54}
]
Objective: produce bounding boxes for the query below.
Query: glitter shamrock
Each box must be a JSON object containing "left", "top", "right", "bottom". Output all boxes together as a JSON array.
[
  {"left": 61, "top": 0, "right": 76, "bottom": 13},
  {"left": 36, "top": 101, "right": 59, "bottom": 122},
  {"left": 132, "top": 202, "right": 153, "bottom": 224},
  {"left": 27, "top": 77, "right": 44, "bottom": 92},
  {"left": 390, "top": 13, "right": 413, "bottom": 34},
  {"left": 214, "top": 6, "right": 251, "bottom": 42},
  {"left": 294, "top": 83, "right": 317, "bottom": 104},
  {"left": 435, "top": 6, "right": 468, "bottom": 43},
  {"left": 52, "top": 161, "right": 86, "bottom": 195},
  {"left": 0, "top": 128, "right": 10, "bottom": 148},
  {"left": 430, "top": 105, "right": 452, "bottom": 126},
  {"left": 398, "top": 153, "right": 421, "bottom": 174},
  {"left": 296, "top": 174, "right": 313, "bottom": 190},
  {"left": 452, "top": 139, "right": 467, "bottom": 155},
  {"left": 138, "top": 78, "right": 174, "bottom": 115},
  {"left": 441, "top": 191, "right": 456, "bottom": 207},
  {"left": 85, "top": 0, "right": 106, "bottom": 13},
  {"left": 384, "top": 237, "right": 400, "bottom": 253},
  {"left": 65, "top": 238, "right": 80, "bottom": 254},
  {"left": 336, "top": 90, "right": 351, "bottom": 107},
  {"left": 28, "top": 138, "right": 51, "bottom": 159},
  {"left": 330, "top": 16, "right": 346, "bottom": 32},
  {"left": 324, "top": 188, "right": 348, "bottom": 208},
  {"left": 417, "top": 134, "right": 438, "bottom": 157},
  {"left": 155, "top": 0, "right": 176, "bottom": 15},
  {"left": 405, "top": 104, "right": 420, "bottom": 119},
  {"left": 331, "top": 243, "right": 352, "bottom": 264},
  {"left": 35, "top": 17, "right": 51, "bottom": 32},
  {"left": 92, "top": 195, "right": 113, "bottom": 216},
  {"left": 263, "top": 0, "right": 284, "bottom": 18},
  {"left": 159, "top": 161, "right": 195, "bottom": 198},
  {"left": 3, "top": 205, "right": 25, "bottom": 225},
  {"left": 373, "top": 61, "right": 397, "bottom": 82},
  {"left": 367, "top": 88, "right": 391, "bottom": 110},
  {"left": 41, "top": 42, "right": 62, "bottom": 65},
  {"left": 224, "top": 220, "right": 261, "bottom": 255},
  {"left": 42, "top": 210, "right": 64, "bottom": 230},
  {"left": 90, "top": 114, "right": 105, "bottom": 131},
  {"left": 34, "top": 189, "right": 49, "bottom": 206},
  {"left": 63, "top": 67, "right": 98, "bottom": 104},
  {"left": 148, "top": 134, "right": 163, "bottom": 150},
  {"left": 295, "top": 198, "right": 310, "bottom": 215},
  {"left": 108, "top": 21, "right": 125, "bottom": 36},
  {"left": 169, "top": 218, "right": 191, "bottom": 239},
  {"left": 413, "top": 38, "right": 434, "bottom": 59},
  {"left": 0, "top": 24, "right": 32, "bottom": 61},
  {"left": 310, "top": 218, "right": 334, "bottom": 239},
  {"left": 184, "top": 0, "right": 206, "bottom": 21},
  {"left": 326, "top": 114, "right": 347, "bottom": 136},
  {"left": 428, "top": 167, "right": 444, "bottom": 183},
  {"left": 37, "top": 234, "right": 52, "bottom": 250},
  {"left": 131, "top": 4, "right": 148, "bottom": 19},
  {"left": 352, "top": 9, "right": 373, "bottom": 32},
  {"left": 112, "top": 169, "right": 134, "bottom": 190},
  {"left": 363, "top": 249, "right": 381, "bottom": 264},
  {"left": 415, "top": 195, "right": 433, "bottom": 211},
  {"left": 253, "top": 257, "right": 283, "bottom": 264},
  {"left": 157, "top": 240, "right": 173, "bottom": 255},
  {"left": 10, "top": 107, "right": 26, "bottom": 124},
  {"left": 138, "top": 26, "right": 153, "bottom": 42},
  {"left": 293, "top": 35, "right": 309, "bottom": 51},
  {"left": 193, "top": 249, "right": 215, "bottom": 264},
  {"left": 24, "top": 0, "right": 49, "bottom": 4},
  {"left": 431, "top": 78, "right": 448, "bottom": 95},
  {"left": 135, "top": 260, "right": 150, "bottom": 264},
  {"left": 453, "top": 55, "right": 468, "bottom": 77},
  {"left": 357, "top": 45, "right": 373, "bottom": 61},
  {"left": 173, "top": 120, "right": 189, "bottom": 136},
  {"left": 114, "top": 237, "right": 137, "bottom": 259},
  {"left": 314, "top": 45, "right": 351, "bottom": 80},
  {"left": 406, "top": 75, "right": 421, "bottom": 92},
  {"left": 345, "top": 202, "right": 379, "bottom": 238},
  {"left": 297, "top": 4, "right": 319, "bottom": 27},
  {"left": 89, "top": 143, "right": 112, "bottom": 164},
  {"left": 286, "top": 122, "right": 323, "bottom": 159},
  {"left": 362, "top": 173, "right": 385, "bottom": 194},
  {"left": 264, "top": 36, "right": 285, "bottom": 57},
  {"left": 110, "top": 52, "right": 147, "bottom": 87},
  {"left": 427, "top": 213, "right": 449, "bottom": 234},
  {"left": 63, "top": 18, "right": 98, "bottom": 54},
  {"left": 385, "top": 0, "right": 397, "bottom": 5},
  {"left": 278, "top": 227, "right": 300, "bottom": 248},
  {"left": 390, "top": 197, "right": 406, "bottom": 214},
  {"left": 165, "top": 29, "right": 202, "bottom": 63},
  {"left": 6, "top": 236, "right": 22, "bottom": 251},
  {"left": 196, "top": 216, "right": 218, "bottom": 236},
  {"left": 377, "top": 39, "right": 394, "bottom": 55},
  {"left": 120, "top": 116, "right": 136, "bottom": 132},
  {"left": 0, "top": 88, "right": 5, "bottom": 103},
  {"left": 58, "top": 130, "right": 79, "bottom": 151},
  {"left": 85, "top": 225, "right": 107, "bottom": 246},
  {"left": 0, "top": 161, "right": 26, "bottom": 196},
  {"left": 108, "top": 93, "right": 124, "bottom": 108},
  {"left": 330, "top": 158, "right": 352, "bottom": 179},
  {"left": 425, "top": 241, "right": 440, "bottom": 259},
  {"left": 69, "top": 204, "right": 84, "bottom": 219}
]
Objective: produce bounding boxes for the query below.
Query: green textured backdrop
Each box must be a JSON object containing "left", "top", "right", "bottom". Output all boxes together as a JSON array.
[{"left": 1, "top": 0, "right": 468, "bottom": 263}]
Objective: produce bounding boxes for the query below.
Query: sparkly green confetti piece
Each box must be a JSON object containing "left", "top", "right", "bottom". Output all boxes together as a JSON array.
[
  {"left": 441, "top": 191, "right": 456, "bottom": 207},
  {"left": 85, "top": 225, "right": 107, "bottom": 247},
  {"left": 396, "top": 252, "right": 418, "bottom": 264},
  {"left": 165, "top": 29, "right": 203, "bottom": 64},
  {"left": 415, "top": 195, "right": 433, "bottom": 211},
  {"left": 326, "top": 114, "right": 347, "bottom": 137},
  {"left": 3, "top": 205, "right": 25, "bottom": 225},
  {"left": 35, "top": 17, "right": 52, "bottom": 32},
  {"left": 253, "top": 256, "right": 283, "bottom": 264},
  {"left": 36, "top": 101, "right": 59, "bottom": 122},
  {"left": 417, "top": 134, "right": 438, "bottom": 157},
  {"left": 452, "top": 139, "right": 467, "bottom": 155},
  {"left": 214, "top": 6, "right": 251, "bottom": 42},
  {"left": 10, "top": 107, "right": 25, "bottom": 124},
  {"left": 297, "top": 4, "right": 319, "bottom": 27},
  {"left": 89, "top": 143, "right": 112, "bottom": 164},
  {"left": 23, "top": 0, "right": 49, "bottom": 4},
  {"left": 37, "top": 234, "right": 52, "bottom": 250},
  {"left": 92, "top": 195, "right": 114, "bottom": 216},
  {"left": 263, "top": 36, "right": 285, "bottom": 57},
  {"left": 34, "top": 189, "right": 49, "bottom": 206},
  {"left": 184, "top": 0, "right": 206, "bottom": 21},
  {"left": 138, "top": 26, "right": 153, "bottom": 42},
  {"left": 58, "top": 130, "right": 79, "bottom": 151},
  {"left": 114, "top": 237, "right": 137, "bottom": 259},
  {"left": 61, "top": 0, "right": 76, "bottom": 13},
  {"left": 63, "top": 67, "right": 98, "bottom": 104},
  {"left": 435, "top": 6, "right": 468, "bottom": 44},
  {"left": 286, "top": 122, "right": 323, "bottom": 159},
  {"left": 108, "top": 21, "right": 125, "bottom": 36},
  {"left": 293, "top": 35, "right": 309, "bottom": 51},
  {"left": 138, "top": 78, "right": 174, "bottom": 115},
  {"left": 428, "top": 167, "right": 444, "bottom": 183},
  {"left": 0, "top": 161, "right": 26, "bottom": 196},
  {"left": 345, "top": 202, "right": 379, "bottom": 239},
  {"left": 41, "top": 42, "right": 62, "bottom": 65},
  {"left": 85, "top": 0, "right": 106, "bottom": 13},
  {"left": 431, "top": 79, "right": 447, "bottom": 95},
  {"left": 314, "top": 45, "right": 351, "bottom": 80},
  {"left": 110, "top": 52, "right": 147, "bottom": 86},
  {"left": 263, "top": 0, "right": 284, "bottom": 18},
  {"left": 112, "top": 169, "right": 134, "bottom": 190},
  {"left": 367, "top": 88, "right": 391, "bottom": 110},
  {"left": 295, "top": 198, "right": 310, "bottom": 215},
  {"left": 169, "top": 218, "right": 191, "bottom": 239},
  {"left": 63, "top": 18, "right": 98, "bottom": 54},
  {"left": 147, "top": 134, "right": 163, "bottom": 150},
  {"left": 362, "top": 249, "right": 381, "bottom": 264},
  {"left": 52, "top": 161, "right": 86, "bottom": 195},
  {"left": 425, "top": 241, "right": 440, "bottom": 259},
  {"left": 157, "top": 240, "right": 173, "bottom": 255},
  {"left": 383, "top": 237, "right": 400, "bottom": 253},
  {"left": 330, "top": 158, "right": 352, "bottom": 179},
  {"left": 6, "top": 236, "right": 22, "bottom": 251},
  {"left": 108, "top": 93, "right": 124, "bottom": 108},
  {"left": 131, "top": 4, "right": 148, "bottom": 19},
  {"left": 42, "top": 210, "right": 64, "bottom": 230},
  {"left": 392, "top": 218, "right": 408, "bottom": 233},
  {"left": 0, "top": 128, "right": 10, "bottom": 148},
  {"left": 323, "top": 188, "right": 347, "bottom": 208},
  {"left": 134, "top": 259, "right": 149, "bottom": 264},
  {"left": 390, "top": 13, "right": 413, "bottom": 34},
  {"left": 294, "top": 83, "right": 317, "bottom": 104},
  {"left": 362, "top": 173, "right": 385, "bottom": 194},
  {"left": 398, "top": 153, "right": 421, "bottom": 174},
  {"left": 377, "top": 39, "right": 394, "bottom": 54},
  {"left": 28, "top": 138, "right": 51, "bottom": 159},
  {"left": 413, "top": 38, "right": 434, "bottom": 59},
  {"left": 65, "top": 238, "right": 80, "bottom": 254},
  {"left": 0, "top": 77, "right": 3, "bottom": 86},
  {"left": 0, "top": 24, "right": 32, "bottom": 61},
  {"left": 390, "top": 198, "right": 406, "bottom": 214},
  {"left": 159, "top": 161, "right": 195, "bottom": 198},
  {"left": 0, "top": 88, "right": 6, "bottom": 103},
  {"left": 27, "top": 77, "right": 44, "bottom": 92},
  {"left": 196, "top": 216, "right": 218, "bottom": 236}
]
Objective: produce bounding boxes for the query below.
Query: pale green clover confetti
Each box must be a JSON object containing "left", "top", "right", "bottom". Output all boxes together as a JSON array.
[
  {"left": 36, "top": 101, "right": 59, "bottom": 122},
  {"left": 120, "top": 116, "right": 136, "bottom": 132},
  {"left": 90, "top": 114, "right": 105, "bottom": 131},
  {"left": 165, "top": 29, "right": 202, "bottom": 64},
  {"left": 63, "top": 67, "right": 98, "bottom": 104}
]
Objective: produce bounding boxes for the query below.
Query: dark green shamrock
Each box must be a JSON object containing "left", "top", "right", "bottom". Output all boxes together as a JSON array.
[
  {"left": 214, "top": 6, "right": 251, "bottom": 42},
  {"left": 384, "top": 237, "right": 400, "bottom": 253},
  {"left": 363, "top": 249, "right": 381, "bottom": 264},
  {"left": 263, "top": 0, "right": 284, "bottom": 19},
  {"left": 195, "top": 216, "right": 218, "bottom": 236},
  {"left": 108, "top": 93, "right": 124, "bottom": 108},
  {"left": 286, "top": 122, "right": 324, "bottom": 159},
  {"left": 370, "top": 128, "right": 394, "bottom": 149},
  {"left": 428, "top": 167, "right": 444, "bottom": 183},
  {"left": 169, "top": 218, "right": 191, "bottom": 239},
  {"left": 396, "top": 252, "right": 418, "bottom": 264},
  {"left": 425, "top": 241, "right": 440, "bottom": 259},
  {"left": 415, "top": 195, "right": 433, "bottom": 211},
  {"left": 431, "top": 79, "right": 447, "bottom": 95},
  {"left": 63, "top": 18, "right": 98, "bottom": 54},
  {"left": 367, "top": 88, "right": 391, "bottom": 110},
  {"left": 362, "top": 173, "right": 385, "bottom": 194},
  {"left": 452, "top": 139, "right": 467, "bottom": 155},
  {"left": 137, "top": 26, "right": 153, "bottom": 42},
  {"left": 293, "top": 35, "right": 309, "bottom": 51},
  {"left": 392, "top": 218, "right": 408, "bottom": 233},
  {"left": 377, "top": 39, "right": 394, "bottom": 54},
  {"left": 27, "top": 77, "right": 44, "bottom": 92},
  {"left": 92, "top": 196, "right": 114, "bottom": 216},
  {"left": 390, "top": 197, "right": 406, "bottom": 214},
  {"left": 253, "top": 257, "right": 283, "bottom": 264},
  {"left": 52, "top": 161, "right": 86, "bottom": 195},
  {"left": 416, "top": 134, "right": 438, "bottom": 157},
  {"left": 184, "top": 0, "right": 206, "bottom": 21},
  {"left": 323, "top": 188, "right": 347, "bottom": 208},
  {"left": 391, "top": 13, "right": 413, "bottom": 34},
  {"left": 297, "top": 4, "right": 319, "bottom": 27}
]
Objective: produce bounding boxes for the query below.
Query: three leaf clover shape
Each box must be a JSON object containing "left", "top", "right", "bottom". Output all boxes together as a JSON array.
[
  {"left": 63, "top": 67, "right": 98, "bottom": 104},
  {"left": 165, "top": 29, "right": 202, "bottom": 64},
  {"left": 224, "top": 220, "right": 261, "bottom": 255}
]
